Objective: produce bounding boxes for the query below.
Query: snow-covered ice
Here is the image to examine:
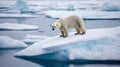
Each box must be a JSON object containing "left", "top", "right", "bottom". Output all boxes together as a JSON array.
[
  {"left": 0, "top": 13, "right": 38, "bottom": 18},
  {"left": 15, "top": 26, "right": 120, "bottom": 61},
  {"left": 23, "top": 34, "right": 50, "bottom": 44},
  {"left": 44, "top": 10, "right": 120, "bottom": 20},
  {"left": 0, "top": 36, "right": 27, "bottom": 49},
  {"left": 0, "top": 23, "right": 39, "bottom": 30}
]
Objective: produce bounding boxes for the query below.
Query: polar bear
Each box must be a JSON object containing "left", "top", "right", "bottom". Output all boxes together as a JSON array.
[{"left": 51, "top": 15, "right": 86, "bottom": 37}]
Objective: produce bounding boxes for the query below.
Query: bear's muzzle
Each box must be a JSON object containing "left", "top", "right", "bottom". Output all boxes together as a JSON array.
[{"left": 52, "top": 26, "right": 55, "bottom": 31}]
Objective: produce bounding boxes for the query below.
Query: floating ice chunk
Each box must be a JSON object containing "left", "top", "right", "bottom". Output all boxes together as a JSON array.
[
  {"left": 0, "top": 36, "right": 27, "bottom": 49},
  {"left": 0, "top": 23, "right": 39, "bottom": 30},
  {"left": 101, "top": 0, "right": 120, "bottom": 11},
  {"left": 13, "top": 0, "right": 29, "bottom": 12},
  {"left": 15, "top": 26, "right": 120, "bottom": 61},
  {"left": 67, "top": 4, "right": 75, "bottom": 11},
  {"left": 23, "top": 34, "right": 50, "bottom": 44},
  {"left": 13, "top": 0, "right": 37, "bottom": 13}
]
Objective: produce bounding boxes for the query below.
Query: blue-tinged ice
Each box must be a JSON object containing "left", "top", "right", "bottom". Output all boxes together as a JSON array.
[
  {"left": 13, "top": 0, "right": 29, "bottom": 12},
  {"left": 101, "top": 0, "right": 120, "bottom": 11},
  {"left": 13, "top": 0, "right": 36, "bottom": 13},
  {"left": 67, "top": 4, "right": 75, "bottom": 11},
  {"left": 15, "top": 27, "right": 120, "bottom": 61}
]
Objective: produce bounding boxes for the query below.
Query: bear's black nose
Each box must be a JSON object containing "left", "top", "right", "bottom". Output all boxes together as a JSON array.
[{"left": 52, "top": 28, "right": 54, "bottom": 31}]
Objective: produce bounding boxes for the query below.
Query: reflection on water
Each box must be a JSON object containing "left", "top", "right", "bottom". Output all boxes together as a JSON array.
[
  {"left": 0, "top": 49, "right": 120, "bottom": 67},
  {"left": 15, "top": 53, "right": 120, "bottom": 67},
  {"left": 16, "top": 56, "right": 120, "bottom": 67}
]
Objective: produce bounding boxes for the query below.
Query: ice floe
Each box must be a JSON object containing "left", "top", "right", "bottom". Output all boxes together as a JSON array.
[
  {"left": 0, "top": 23, "right": 39, "bottom": 30},
  {"left": 23, "top": 34, "right": 50, "bottom": 44},
  {"left": 101, "top": 0, "right": 120, "bottom": 11},
  {"left": 0, "top": 36, "right": 27, "bottom": 49},
  {"left": 15, "top": 26, "right": 120, "bottom": 61}
]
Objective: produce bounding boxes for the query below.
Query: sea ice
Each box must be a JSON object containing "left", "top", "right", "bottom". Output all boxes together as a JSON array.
[
  {"left": 15, "top": 26, "right": 120, "bottom": 61},
  {"left": 13, "top": 0, "right": 36, "bottom": 13},
  {"left": 44, "top": 10, "right": 120, "bottom": 20},
  {"left": 101, "top": 0, "right": 120, "bottom": 11},
  {"left": 0, "top": 23, "right": 39, "bottom": 30},
  {"left": 13, "top": 0, "right": 29, "bottom": 12},
  {"left": 0, "top": 36, "right": 27, "bottom": 49},
  {"left": 23, "top": 34, "right": 50, "bottom": 44},
  {"left": 67, "top": 4, "right": 75, "bottom": 11}
]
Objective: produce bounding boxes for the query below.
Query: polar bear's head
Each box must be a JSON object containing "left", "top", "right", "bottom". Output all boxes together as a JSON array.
[{"left": 51, "top": 18, "right": 63, "bottom": 31}]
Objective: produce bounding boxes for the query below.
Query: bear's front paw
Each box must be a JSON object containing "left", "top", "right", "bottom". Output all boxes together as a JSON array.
[
  {"left": 63, "top": 36, "right": 67, "bottom": 38},
  {"left": 74, "top": 33, "right": 80, "bottom": 35},
  {"left": 80, "top": 32, "right": 86, "bottom": 35},
  {"left": 60, "top": 35, "right": 64, "bottom": 37}
]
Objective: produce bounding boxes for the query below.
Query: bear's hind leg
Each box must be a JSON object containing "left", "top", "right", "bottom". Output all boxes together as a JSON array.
[{"left": 81, "top": 31, "right": 86, "bottom": 35}]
